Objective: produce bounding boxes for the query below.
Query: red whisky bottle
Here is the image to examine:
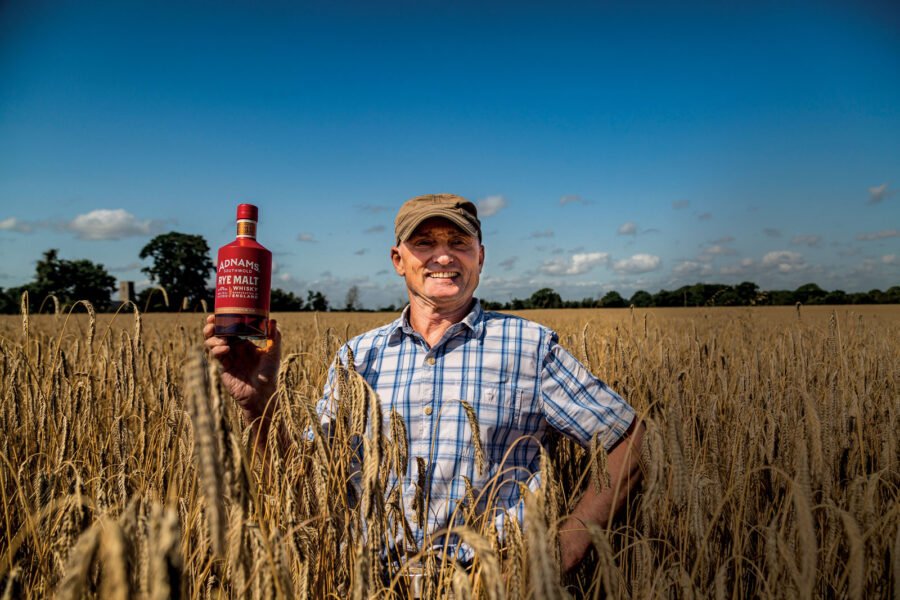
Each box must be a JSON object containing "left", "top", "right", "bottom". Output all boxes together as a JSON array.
[{"left": 214, "top": 204, "right": 272, "bottom": 339}]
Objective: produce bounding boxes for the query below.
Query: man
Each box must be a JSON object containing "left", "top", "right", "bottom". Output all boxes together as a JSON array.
[{"left": 204, "top": 193, "right": 643, "bottom": 572}]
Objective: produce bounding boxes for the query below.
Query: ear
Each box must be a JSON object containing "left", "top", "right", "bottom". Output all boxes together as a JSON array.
[
  {"left": 391, "top": 246, "right": 405, "bottom": 276},
  {"left": 478, "top": 245, "right": 485, "bottom": 271}
]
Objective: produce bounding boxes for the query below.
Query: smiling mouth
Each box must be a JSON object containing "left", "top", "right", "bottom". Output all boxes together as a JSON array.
[{"left": 428, "top": 271, "right": 459, "bottom": 279}]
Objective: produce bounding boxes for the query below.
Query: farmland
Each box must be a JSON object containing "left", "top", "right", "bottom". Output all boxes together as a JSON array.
[{"left": 0, "top": 304, "right": 898, "bottom": 598}]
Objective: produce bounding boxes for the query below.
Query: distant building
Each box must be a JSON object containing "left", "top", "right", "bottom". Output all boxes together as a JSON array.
[
  {"left": 110, "top": 281, "right": 136, "bottom": 311},
  {"left": 119, "top": 281, "right": 135, "bottom": 303}
]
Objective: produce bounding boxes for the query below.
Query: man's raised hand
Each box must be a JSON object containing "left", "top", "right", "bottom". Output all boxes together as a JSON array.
[{"left": 203, "top": 315, "right": 282, "bottom": 421}]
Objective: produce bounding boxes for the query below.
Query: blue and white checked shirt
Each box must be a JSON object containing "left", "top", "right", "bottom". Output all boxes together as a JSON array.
[{"left": 318, "top": 299, "right": 634, "bottom": 558}]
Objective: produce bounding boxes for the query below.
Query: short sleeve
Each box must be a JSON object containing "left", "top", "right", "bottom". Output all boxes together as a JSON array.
[{"left": 539, "top": 336, "right": 634, "bottom": 449}]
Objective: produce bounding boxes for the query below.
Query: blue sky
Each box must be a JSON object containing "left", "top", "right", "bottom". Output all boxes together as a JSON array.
[{"left": 1, "top": 1, "right": 898, "bottom": 308}]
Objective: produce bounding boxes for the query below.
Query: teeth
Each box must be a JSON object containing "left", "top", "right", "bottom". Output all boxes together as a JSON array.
[{"left": 429, "top": 272, "right": 458, "bottom": 278}]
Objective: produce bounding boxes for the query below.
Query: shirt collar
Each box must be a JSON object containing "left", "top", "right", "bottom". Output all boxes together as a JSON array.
[{"left": 387, "top": 298, "right": 485, "bottom": 344}]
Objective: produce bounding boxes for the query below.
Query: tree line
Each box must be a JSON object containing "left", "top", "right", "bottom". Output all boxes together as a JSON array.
[
  {"left": 480, "top": 282, "right": 900, "bottom": 311},
  {"left": 1, "top": 232, "right": 897, "bottom": 314}
]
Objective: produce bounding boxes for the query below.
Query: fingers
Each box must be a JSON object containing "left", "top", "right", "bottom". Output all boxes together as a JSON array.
[
  {"left": 205, "top": 334, "right": 231, "bottom": 357},
  {"left": 204, "top": 315, "right": 232, "bottom": 358}
]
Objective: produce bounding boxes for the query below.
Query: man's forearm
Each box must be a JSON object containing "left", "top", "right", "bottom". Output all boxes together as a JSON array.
[{"left": 559, "top": 419, "right": 645, "bottom": 572}]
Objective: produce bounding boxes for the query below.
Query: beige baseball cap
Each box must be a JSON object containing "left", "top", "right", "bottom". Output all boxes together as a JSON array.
[{"left": 394, "top": 193, "right": 482, "bottom": 245}]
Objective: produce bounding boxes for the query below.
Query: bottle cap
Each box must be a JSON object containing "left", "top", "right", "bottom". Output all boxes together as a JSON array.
[{"left": 237, "top": 204, "right": 258, "bottom": 221}]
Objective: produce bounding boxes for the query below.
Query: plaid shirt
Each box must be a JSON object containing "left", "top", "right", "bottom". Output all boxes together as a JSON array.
[{"left": 318, "top": 299, "right": 634, "bottom": 559}]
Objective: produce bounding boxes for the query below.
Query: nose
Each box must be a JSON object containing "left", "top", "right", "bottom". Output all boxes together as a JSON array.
[{"left": 433, "top": 242, "right": 454, "bottom": 266}]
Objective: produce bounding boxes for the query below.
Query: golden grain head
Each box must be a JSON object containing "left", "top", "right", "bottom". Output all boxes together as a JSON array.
[{"left": 0, "top": 306, "right": 895, "bottom": 598}]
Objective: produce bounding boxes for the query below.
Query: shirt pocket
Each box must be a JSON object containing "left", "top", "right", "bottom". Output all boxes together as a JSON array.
[{"left": 452, "top": 384, "right": 523, "bottom": 472}]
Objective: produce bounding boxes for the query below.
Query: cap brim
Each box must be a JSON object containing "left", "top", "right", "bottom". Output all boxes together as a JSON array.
[{"left": 397, "top": 209, "right": 480, "bottom": 243}]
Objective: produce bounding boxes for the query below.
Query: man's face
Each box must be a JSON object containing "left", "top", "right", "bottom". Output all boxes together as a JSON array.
[{"left": 391, "top": 218, "right": 485, "bottom": 310}]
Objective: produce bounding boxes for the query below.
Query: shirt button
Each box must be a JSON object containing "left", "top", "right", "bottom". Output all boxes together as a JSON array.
[
  {"left": 424, "top": 406, "right": 433, "bottom": 415},
  {"left": 427, "top": 357, "right": 435, "bottom": 365}
]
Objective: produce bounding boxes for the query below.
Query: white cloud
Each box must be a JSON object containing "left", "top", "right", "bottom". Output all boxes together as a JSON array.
[
  {"left": 868, "top": 183, "right": 895, "bottom": 205},
  {"left": 617, "top": 221, "right": 638, "bottom": 235},
  {"left": 64, "top": 209, "right": 168, "bottom": 240},
  {"left": 883, "top": 254, "right": 899, "bottom": 265},
  {"left": 0, "top": 217, "right": 35, "bottom": 233},
  {"left": 559, "top": 194, "right": 587, "bottom": 205},
  {"left": 298, "top": 233, "right": 316, "bottom": 242},
  {"left": 498, "top": 257, "right": 517, "bottom": 270},
  {"left": 761, "top": 250, "right": 806, "bottom": 272},
  {"left": 613, "top": 254, "right": 661, "bottom": 274},
  {"left": 540, "top": 252, "right": 610, "bottom": 275},
  {"left": 673, "top": 261, "right": 712, "bottom": 277},
  {"left": 791, "top": 235, "right": 821, "bottom": 247},
  {"left": 705, "top": 244, "right": 736, "bottom": 256},
  {"left": 850, "top": 258, "right": 879, "bottom": 274},
  {"left": 857, "top": 229, "right": 899, "bottom": 241},
  {"left": 478, "top": 195, "right": 507, "bottom": 217},
  {"left": 720, "top": 258, "right": 757, "bottom": 276}
]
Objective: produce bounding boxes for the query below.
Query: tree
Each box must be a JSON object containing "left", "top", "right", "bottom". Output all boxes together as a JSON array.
[
  {"left": 529, "top": 287, "right": 562, "bottom": 309},
  {"left": 735, "top": 281, "right": 759, "bottom": 304},
  {"left": 600, "top": 291, "right": 626, "bottom": 308},
  {"left": 793, "top": 283, "right": 826, "bottom": 305},
  {"left": 17, "top": 249, "right": 117, "bottom": 311},
  {"left": 822, "top": 290, "right": 848, "bottom": 305},
  {"left": 0, "top": 288, "right": 16, "bottom": 314},
  {"left": 307, "top": 290, "right": 329, "bottom": 312},
  {"left": 139, "top": 233, "right": 215, "bottom": 311},
  {"left": 344, "top": 285, "right": 360, "bottom": 311},
  {"left": 629, "top": 290, "right": 653, "bottom": 307},
  {"left": 510, "top": 297, "right": 529, "bottom": 310},
  {"left": 270, "top": 288, "right": 305, "bottom": 311}
]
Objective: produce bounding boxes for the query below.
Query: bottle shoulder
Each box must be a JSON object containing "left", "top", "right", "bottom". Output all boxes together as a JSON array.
[{"left": 220, "top": 238, "right": 271, "bottom": 253}]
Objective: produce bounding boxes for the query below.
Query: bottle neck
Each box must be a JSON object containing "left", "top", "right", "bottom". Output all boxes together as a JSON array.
[{"left": 236, "top": 219, "right": 257, "bottom": 239}]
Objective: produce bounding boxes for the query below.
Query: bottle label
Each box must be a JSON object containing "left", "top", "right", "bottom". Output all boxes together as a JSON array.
[
  {"left": 214, "top": 246, "right": 271, "bottom": 315},
  {"left": 236, "top": 220, "right": 256, "bottom": 238}
]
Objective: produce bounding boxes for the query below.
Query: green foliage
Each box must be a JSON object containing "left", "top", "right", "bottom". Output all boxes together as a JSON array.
[
  {"left": 599, "top": 290, "right": 626, "bottom": 308},
  {"left": 307, "top": 290, "right": 329, "bottom": 312},
  {"left": 139, "top": 232, "right": 215, "bottom": 311},
  {"left": 793, "top": 282, "right": 827, "bottom": 304},
  {"left": 8, "top": 249, "right": 117, "bottom": 312},
  {"left": 0, "top": 288, "right": 15, "bottom": 314},
  {"left": 270, "top": 288, "right": 306, "bottom": 311},
  {"left": 529, "top": 287, "right": 563, "bottom": 309},
  {"left": 482, "top": 281, "right": 900, "bottom": 311},
  {"left": 629, "top": 290, "right": 653, "bottom": 307}
]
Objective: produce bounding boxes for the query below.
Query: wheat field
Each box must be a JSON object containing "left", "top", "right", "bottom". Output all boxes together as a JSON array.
[{"left": 0, "top": 302, "right": 898, "bottom": 598}]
